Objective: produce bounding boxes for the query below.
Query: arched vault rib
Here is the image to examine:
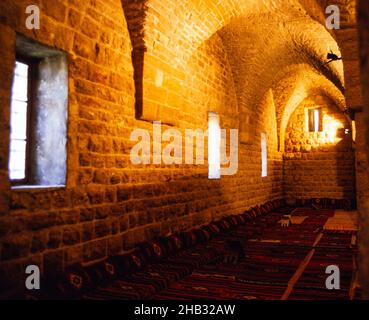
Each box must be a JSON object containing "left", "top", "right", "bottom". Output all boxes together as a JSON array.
[
  {"left": 121, "top": 0, "right": 347, "bottom": 123},
  {"left": 272, "top": 65, "right": 347, "bottom": 152},
  {"left": 298, "top": 0, "right": 362, "bottom": 109},
  {"left": 219, "top": 12, "right": 345, "bottom": 121}
]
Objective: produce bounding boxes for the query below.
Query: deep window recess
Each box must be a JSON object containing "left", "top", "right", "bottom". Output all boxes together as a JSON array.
[{"left": 9, "top": 35, "right": 68, "bottom": 187}]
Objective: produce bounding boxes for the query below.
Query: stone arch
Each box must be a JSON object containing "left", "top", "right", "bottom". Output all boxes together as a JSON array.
[
  {"left": 272, "top": 64, "right": 347, "bottom": 151},
  {"left": 216, "top": 12, "right": 347, "bottom": 152},
  {"left": 300, "top": 0, "right": 362, "bottom": 109},
  {"left": 122, "top": 0, "right": 347, "bottom": 124}
]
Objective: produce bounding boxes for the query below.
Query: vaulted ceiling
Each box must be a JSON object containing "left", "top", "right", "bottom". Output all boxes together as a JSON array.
[{"left": 122, "top": 0, "right": 360, "bottom": 149}]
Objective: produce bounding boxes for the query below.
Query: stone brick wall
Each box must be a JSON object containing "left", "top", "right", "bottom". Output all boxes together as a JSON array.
[
  {"left": 0, "top": 24, "right": 13, "bottom": 227},
  {"left": 0, "top": 0, "right": 364, "bottom": 298},
  {"left": 283, "top": 95, "right": 355, "bottom": 201},
  {"left": 358, "top": 0, "right": 369, "bottom": 299},
  {"left": 0, "top": 0, "right": 283, "bottom": 294}
]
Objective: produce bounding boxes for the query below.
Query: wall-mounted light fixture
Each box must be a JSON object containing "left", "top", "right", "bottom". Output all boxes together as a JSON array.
[{"left": 326, "top": 50, "right": 342, "bottom": 64}]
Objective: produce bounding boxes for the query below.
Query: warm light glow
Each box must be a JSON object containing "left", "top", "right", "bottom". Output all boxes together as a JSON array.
[
  {"left": 326, "top": 123, "right": 337, "bottom": 143},
  {"left": 322, "top": 115, "right": 344, "bottom": 144},
  {"left": 352, "top": 120, "right": 356, "bottom": 142},
  {"left": 314, "top": 109, "right": 320, "bottom": 132},
  {"left": 9, "top": 61, "right": 29, "bottom": 181}
]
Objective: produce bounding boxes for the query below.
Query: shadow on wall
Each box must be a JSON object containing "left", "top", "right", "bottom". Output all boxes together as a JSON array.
[{"left": 357, "top": 0, "right": 369, "bottom": 300}]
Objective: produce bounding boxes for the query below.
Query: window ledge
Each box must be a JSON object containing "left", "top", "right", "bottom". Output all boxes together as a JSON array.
[{"left": 11, "top": 185, "right": 66, "bottom": 192}]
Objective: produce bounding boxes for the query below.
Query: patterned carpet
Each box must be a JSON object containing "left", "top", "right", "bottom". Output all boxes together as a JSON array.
[
  {"left": 36, "top": 201, "right": 359, "bottom": 301},
  {"left": 323, "top": 210, "right": 359, "bottom": 232},
  {"left": 152, "top": 208, "right": 359, "bottom": 300}
]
